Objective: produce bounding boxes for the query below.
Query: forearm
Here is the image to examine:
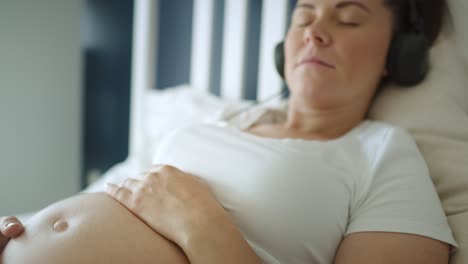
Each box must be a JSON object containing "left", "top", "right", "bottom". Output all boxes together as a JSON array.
[{"left": 181, "top": 214, "right": 263, "bottom": 264}]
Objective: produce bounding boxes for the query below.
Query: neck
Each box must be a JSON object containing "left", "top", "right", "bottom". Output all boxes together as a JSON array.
[{"left": 284, "top": 97, "right": 368, "bottom": 140}]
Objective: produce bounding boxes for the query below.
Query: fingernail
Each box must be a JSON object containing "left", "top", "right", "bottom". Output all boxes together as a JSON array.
[{"left": 5, "top": 222, "right": 19, "bottom": 229}]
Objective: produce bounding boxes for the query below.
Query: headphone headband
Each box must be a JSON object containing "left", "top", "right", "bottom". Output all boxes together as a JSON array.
[{"left": 407, "top": 0, "right": 424, "bottom": 34}]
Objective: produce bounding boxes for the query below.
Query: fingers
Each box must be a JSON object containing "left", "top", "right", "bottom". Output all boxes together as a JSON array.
[
  {"left": 121, "top": 178, "right": 140, "bottom": 189},
  {"left": 0, "top": 227, "right": 6, "bottom": 252},
  {"left": 0, "top": 216, "right": 24, "bottom": 238},
  {"left": 148, "top": 164, "right": 178, "bottom": 176},
  {"left": 105, "top": 182, "right": 132, "bottom": 203},
  {"left": 0, "top": 216, "right": 24, "bottom": 253},
  {"left": 0, "top": 234, "right": 9, "bottom": 254}
]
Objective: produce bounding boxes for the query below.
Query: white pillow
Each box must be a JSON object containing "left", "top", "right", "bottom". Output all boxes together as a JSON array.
[
  {"left": 369, "top": 12, "right": 468, "bottom": 263},
  {"left": 84, "top": 85, "right": 246, "bottom": 192},
  {"left": 141, "top": 85, "right": 252, "bottom": 164}
]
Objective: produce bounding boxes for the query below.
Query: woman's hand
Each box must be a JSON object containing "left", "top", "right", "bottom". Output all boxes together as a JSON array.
[
  {"left": 0, "top": 216, "right": 24, "bottom": 253},
  {"left": 106, "top": 165, "right": 263, "bottom": 264},
  {"left": 105, "top": 165, "right": 227, "bottom": 249}
]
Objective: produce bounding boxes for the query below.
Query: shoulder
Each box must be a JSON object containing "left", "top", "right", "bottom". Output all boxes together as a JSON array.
[
  {"left": 354, "top": 120, "right": 414, "bottom": 145},
  {"left": 352, "top": 120, "right": 420, "bottom": 164},
  {"left": 352, "top": 120, "right": 430, "bottom": 188},
  {"left": 342, "top": 122, "right": 458, "bottom": 261},
  {"left": 348, "top": 120, "right": 436, "bottom": 218}
]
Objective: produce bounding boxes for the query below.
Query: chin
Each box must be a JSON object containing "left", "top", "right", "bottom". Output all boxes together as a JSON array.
[{"left": 291, "top": 77, "right": 329, "bottom": 97}]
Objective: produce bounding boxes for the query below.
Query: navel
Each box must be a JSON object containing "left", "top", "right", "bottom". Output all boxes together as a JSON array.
[{"left": 52, "top": 219, "right": 69, "bottom": 232}]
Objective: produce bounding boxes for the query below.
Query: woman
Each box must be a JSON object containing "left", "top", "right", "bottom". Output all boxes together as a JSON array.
[{"left": 0, "top": 0, "right": 458, "bottom": 263}]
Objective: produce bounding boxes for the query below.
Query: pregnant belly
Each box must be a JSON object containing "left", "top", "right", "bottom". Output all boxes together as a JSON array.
[{"left": 0, "top": 193, "right": 190, "bottom": 264}]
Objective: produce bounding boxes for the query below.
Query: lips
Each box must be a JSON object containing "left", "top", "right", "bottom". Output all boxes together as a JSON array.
[{"left": 297, "top": 57, "right": 335, "bottom": 69}]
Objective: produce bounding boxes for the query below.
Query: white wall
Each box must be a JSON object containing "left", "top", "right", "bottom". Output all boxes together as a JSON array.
[{"left": 0, "top": 0, "right": 82, "bottom": 215}]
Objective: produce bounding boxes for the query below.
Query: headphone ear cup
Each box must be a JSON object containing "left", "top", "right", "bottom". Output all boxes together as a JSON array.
[
  {"left": 386, "top": 33, "right": 430, "bottom": 86},
  {"left": 274, "top": 41, "right": 285, "bottom": 79}
]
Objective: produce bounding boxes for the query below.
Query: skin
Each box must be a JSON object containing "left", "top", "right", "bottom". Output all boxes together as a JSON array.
[
  {"left": 0, "top": 217, "right": 24, "bottom": 253},
  {"left": 249, "top": 0, "right": 392, "bottom": 141},
  {"left": 0, "top": 0, "right": 451, "bottom": 263},
  {"left": 0, "top": 167, "right": 261, "bottom": 264},
  {"left": 1, "top": 193, "right": 191, "bottom": 264},
  {"left": 105, "top": 165, "right": 263, "bottom": 264}
]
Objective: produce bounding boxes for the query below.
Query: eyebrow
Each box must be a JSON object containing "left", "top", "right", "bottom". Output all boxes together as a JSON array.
[
  {"left": 336, "top": 1, "right": 371, "bottom": 13},
  {"left": 296, "top": 1, "right": 371, "bottom": 14}
]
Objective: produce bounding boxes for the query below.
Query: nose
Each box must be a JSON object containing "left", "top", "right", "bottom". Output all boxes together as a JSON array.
[{"left": 304, "top": 20, "right": 332, "bottom": 47}]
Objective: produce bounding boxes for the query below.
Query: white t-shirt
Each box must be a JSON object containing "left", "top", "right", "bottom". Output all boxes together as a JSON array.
[{"left": 152, "top": 120, "right": 459, "bottom": 264}]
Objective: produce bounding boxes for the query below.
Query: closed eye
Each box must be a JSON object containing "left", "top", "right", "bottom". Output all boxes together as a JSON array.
[
  {"left": 297, "top": 21, "right": 312, "bottom": 27},
  {"left": 338, "top": 21, "right": 359, "bottom": 27},
  {"left": 292, "top": 11, "right": 314, "bottom": 27}
]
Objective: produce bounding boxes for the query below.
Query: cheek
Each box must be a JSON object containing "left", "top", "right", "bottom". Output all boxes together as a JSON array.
[
  {"left": 338, "top": 32, "right": 391, "bottom": 80},
  {"left": 284, "top": 39, "right": 299, "bottom": 82}
]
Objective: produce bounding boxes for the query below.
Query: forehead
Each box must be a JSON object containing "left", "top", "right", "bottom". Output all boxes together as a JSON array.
[
  {"left": 294, "top": 0, "right": 392, "bottom": 16},
  {"left": 295, "top": 0, "right": 383, "bottom": 9}
]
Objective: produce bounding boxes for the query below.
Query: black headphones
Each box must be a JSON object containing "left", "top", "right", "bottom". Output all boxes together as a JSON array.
[{"left": 274, "top": 0, "right": 429, "bottom": 86}]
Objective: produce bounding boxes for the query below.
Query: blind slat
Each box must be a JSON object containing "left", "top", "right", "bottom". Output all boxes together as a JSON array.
[
  {"left": 220, "top": 0, "right": 249, "bottom": 100},
  {"left": 190, "top": 0, "right": 215, "bottom": 92},
  {"left": 129, "top": 0, "right": 158, "bottom": 155},
  {"left": 257, "top": 0, "right": 289, "bottom": 101}
]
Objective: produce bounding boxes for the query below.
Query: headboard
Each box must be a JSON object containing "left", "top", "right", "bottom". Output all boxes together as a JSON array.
[{"left": 129, "top": 0, "right": 295, "bottom": 157}]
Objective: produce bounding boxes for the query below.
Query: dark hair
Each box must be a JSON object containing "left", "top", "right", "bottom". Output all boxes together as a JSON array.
[{"left": 384, "top": 0, "right": 446, "bottom": 46}]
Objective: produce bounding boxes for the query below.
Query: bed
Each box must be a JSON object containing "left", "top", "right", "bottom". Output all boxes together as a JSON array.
[{"left": 83, "top": 0, "right": 468, "bottom": 263}]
